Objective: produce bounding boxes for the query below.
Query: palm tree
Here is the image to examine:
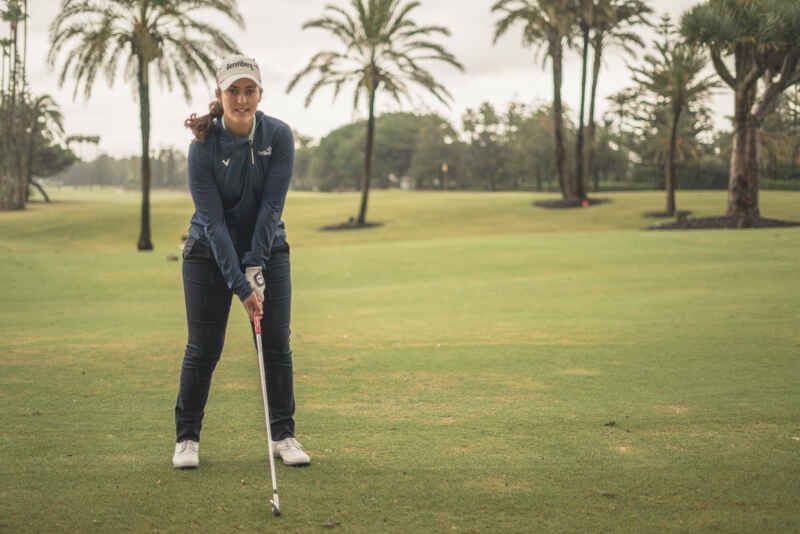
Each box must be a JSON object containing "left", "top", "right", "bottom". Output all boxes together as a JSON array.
[
  {"left": 0, "top": 0, "right": 27, "bottom": 210},
  {"left": 48, "top": 0, "right": 243, "bottom": 250},
  {"left": 492, "top": 0, "right": 578, "bottom": 200},
  {"left": 24, "top": 94, "right": 65, "bottom": 202},
  {"left": 584, "top": 0, "right": 651, "bottom": 192},
  {"left": 573, "top": 0, "right": 611, "bottom": 200},
  {"left": 631, "top": 16, "right": 719, "bottom": 216},
  {"left": 287, "top": 0, "right": 463, "bottom": 226},
  {"left": 66, "top": 134, "right": 101, "bottom": 161},
  {"left": 2, "top": 0, "right": 23, "bottom": 105}
]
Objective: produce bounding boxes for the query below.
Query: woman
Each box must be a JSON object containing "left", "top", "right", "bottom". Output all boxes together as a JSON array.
[{"left": 173, "top": 54, "right": 309, "bottom": 469}]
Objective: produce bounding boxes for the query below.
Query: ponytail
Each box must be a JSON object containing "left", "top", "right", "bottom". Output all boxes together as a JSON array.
[{"left": 184, "top": 100, "right": 223, "bottom": 143}]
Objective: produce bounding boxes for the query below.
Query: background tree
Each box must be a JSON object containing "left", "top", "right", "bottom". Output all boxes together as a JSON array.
[
  {"left": 759, "top": 87, "right": 800, "bottom": 182},
  {"left": 287, "top": 0, "right": 463, "bottom": 226},
  {"left": 573, "top": 0, "right": 610, "bottom": 200},
  {"left": 66, "top": 134, "right": 100, "bottom": 161},
  {"left": 302, "top": 112, "right": 440, "bottom": 192},
  {"left": 24, "top": 94, "right": 69, "bottom": 202},
  {"left": 30, "top": 141, "right": 76, "bottom": 191},
  {"left": 682, "top": 0, "right": 800, "bottom": 224},
  {"left": 0, "top": 0, "right": 28, "bottom": 210},
  {"left": 632, "top": 15, "right": 719, "bottom": 216},
  {"left": 461, "top": 103, "right": 507, "bottom": 191},
  {"left": 48, "top": 0, "right": 243, "bottom": 249},
  {"left": 492, "top": 0, "right": 578, "bottom": 200},
  {"left": 408, "top": 114, "right": 458, "bottom": 190},
  {"left": 585, "top": 0, "right": 651, "bottom": 192}
]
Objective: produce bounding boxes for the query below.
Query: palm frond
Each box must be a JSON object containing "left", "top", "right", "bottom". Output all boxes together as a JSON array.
[
  {"left": 288, "top": 0, "right": 462, "bottom": 110},
  {"left": 49, "top": 0, "right": 242, "bottom": 102}
]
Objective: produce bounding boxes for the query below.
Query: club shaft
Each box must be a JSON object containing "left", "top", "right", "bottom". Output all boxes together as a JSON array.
[{"left": 255, "top": 330, "right": 280, "bottom": 511}]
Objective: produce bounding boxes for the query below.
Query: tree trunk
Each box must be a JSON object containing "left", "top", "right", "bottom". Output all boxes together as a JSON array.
[
  {"left": 29, "top": 179, "right": 50, "bottom": 202},
  {"left": 551, "top": 39, "right": 570, "bottom": 199},
  {"left": 587, "top": 36, "right": 603, "bottom": 193},
  {"left": 137, "top": 56, "right": 153, "bottom": 250},
  {"left": 665, "top": 108, "right": 681, "bottom": 216},
  {"left": 727, "top": 87, "right": 760, "bottom": 223},
  {"left": 357, "top": 85, "right": 377, "bottom": 225},
  {"left": 26, "top": 118, "right": 37, "bottom": 203},
  {"left": 22, "top": 0, "right": 27, "bottom": 87},
  {"left": 10, "top": 22, "right": 25, "bottom": 210},
  {"left": 575, "top": 25, "right": 590, "bottom": 200}
]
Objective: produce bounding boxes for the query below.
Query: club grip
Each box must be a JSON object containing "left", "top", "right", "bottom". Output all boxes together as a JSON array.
[{"left": 253, "top": 314, "right": 262, "bottom": 334}]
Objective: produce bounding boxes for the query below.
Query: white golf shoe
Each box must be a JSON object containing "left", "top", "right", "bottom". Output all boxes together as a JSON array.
[
  {"left": 272, "top": 437, "right": 311, "bottom": 466},
  {"left": 172, "top": 440, "right": 199, "bottom": 469}
]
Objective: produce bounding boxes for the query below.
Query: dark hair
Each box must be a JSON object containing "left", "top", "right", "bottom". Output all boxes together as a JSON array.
[{"left": 184, "top": 100, "right": 223, "bottom": 143}]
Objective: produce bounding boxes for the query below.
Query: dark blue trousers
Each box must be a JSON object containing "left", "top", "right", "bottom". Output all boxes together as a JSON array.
[{"left": 175, "top": 239, "right": 295, "bottom": 442}]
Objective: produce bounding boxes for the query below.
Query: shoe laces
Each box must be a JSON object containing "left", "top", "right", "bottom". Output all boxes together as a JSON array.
[
  {"left": 178, "top": 440, "right": 198, "bottom": 453},
  {"left": 282, "top": 437, "right": 303, "bottom": 451}
]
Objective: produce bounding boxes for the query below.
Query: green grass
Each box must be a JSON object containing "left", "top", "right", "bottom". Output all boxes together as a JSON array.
[{"left": 1, "top": 188, "right": 799, "bottom": 533}]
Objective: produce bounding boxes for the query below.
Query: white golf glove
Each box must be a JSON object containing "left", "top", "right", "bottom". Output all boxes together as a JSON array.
[{"left": 245, "top": 266, "right": 266, "bottom": 301}]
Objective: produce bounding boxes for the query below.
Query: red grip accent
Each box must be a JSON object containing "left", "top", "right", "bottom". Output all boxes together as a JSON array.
[{"left": 254, "top": 315, "right": 262, "bottom": 335}]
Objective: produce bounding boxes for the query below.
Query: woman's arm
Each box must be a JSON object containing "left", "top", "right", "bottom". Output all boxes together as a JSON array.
[
  {"left": 187, "top": 142, "right": 253, "bottom": 301},
  {"left": 242, "top": 124, "right": 294, "bottom": 270}
]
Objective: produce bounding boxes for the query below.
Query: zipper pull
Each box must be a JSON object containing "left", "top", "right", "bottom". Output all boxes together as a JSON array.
[{"left": 250, "top": 140, "right": 255, "bottom": 165}]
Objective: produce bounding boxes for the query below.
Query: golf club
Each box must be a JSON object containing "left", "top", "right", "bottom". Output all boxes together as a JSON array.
[{"left": 254, "top": 313, "right": 281, "bottom": 517}]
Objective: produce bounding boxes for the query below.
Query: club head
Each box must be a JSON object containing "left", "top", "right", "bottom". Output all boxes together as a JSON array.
[{"left": 271, "top": 504, "right": 281, "bottom": 517}]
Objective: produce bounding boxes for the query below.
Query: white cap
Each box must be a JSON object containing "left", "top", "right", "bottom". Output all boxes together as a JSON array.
[{"left": 216, "top": 54, "right": 262, "bottom": 90}]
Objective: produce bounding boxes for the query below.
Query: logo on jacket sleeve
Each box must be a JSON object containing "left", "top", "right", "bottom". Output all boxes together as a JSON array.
[
  {"left": 221, "top": 158, "right": 230, "bottom": 167},
  {"left": 257, "top": 146, "right": 272, "bottom": 156}
]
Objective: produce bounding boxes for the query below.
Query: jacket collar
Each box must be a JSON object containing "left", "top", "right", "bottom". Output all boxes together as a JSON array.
[
  {"left": 216, "top": 111, "right": 263, "bottom": 151},
  {"left": 221, "top": 113, "right": 257, "bottom": 141}
]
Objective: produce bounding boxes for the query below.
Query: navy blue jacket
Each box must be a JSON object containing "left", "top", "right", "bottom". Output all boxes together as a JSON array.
[{"left": 186, "top": 111, "right": 293, "bottom": 301}]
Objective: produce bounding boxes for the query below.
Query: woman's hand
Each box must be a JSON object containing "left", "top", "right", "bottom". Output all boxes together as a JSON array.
[{"left": 243, "top": 292, "right": 263, "bottom": 322}]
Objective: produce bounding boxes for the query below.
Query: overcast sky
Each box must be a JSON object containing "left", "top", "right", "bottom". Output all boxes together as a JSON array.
[{"left": 28, "top": 0, "right": 723, "bottom": 158}]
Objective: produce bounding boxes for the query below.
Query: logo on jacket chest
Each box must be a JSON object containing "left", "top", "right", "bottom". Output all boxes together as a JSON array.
[{"left": 218, "top": 145, "right": 270, "bottom": 168}]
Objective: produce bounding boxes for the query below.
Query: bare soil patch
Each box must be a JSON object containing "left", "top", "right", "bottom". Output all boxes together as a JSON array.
[
  {"left": 643, "top": 210, "right": 692, "bottom": 219},
  {"left": 533, "top": 197, "right": 612, "bottom": 209},
  {"left": 646, "top": 216, "right": 800, "bottom": 231}
]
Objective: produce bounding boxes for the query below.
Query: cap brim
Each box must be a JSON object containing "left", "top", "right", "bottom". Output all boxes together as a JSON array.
[{"left": 219, "top": 74, "right": 262, "bottom": 91}]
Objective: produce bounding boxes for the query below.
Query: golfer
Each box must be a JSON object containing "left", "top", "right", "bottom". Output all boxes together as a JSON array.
[{"left": 172, "top": 54, "right": 309, "bottom": 469}]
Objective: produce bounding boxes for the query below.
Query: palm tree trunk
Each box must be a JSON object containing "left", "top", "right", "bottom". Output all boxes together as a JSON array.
[
  {"left": 11, "top": 20, "right": 25, "bottom": 210},
  {"left": 727, "top": 86, "right": 759, "bottom": 224},
  {"left": 26, "top": 120, "right": 36, "bottom": 203},
  {"left": 551, "top": 39, "right": 570, "bottom": 200},
  {"left": 665, "top": 108, "right": 681, "bottom": 216},
  {"left": 1, "top": 45, "right": 5, "bottom": 99},
  {"left": 575, "top": 25, "right": 590, "bottom": 200},
  {"left": 10, "top": 22, "right": 16, "bottom": 106},
  {"left": 587, "top": 37, "right": 602, "bottom": 193},
  {"left": 21, "top": 0, "right": 26, "bottom": 87},
  {"left": 357, "top": 86, "right": 377, "bottom": 225},
  {"left": 136, "top": 55, "right": 153, "bottom": 250}
]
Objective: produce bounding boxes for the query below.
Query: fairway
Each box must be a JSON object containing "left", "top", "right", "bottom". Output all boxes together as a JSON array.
[{"left": 1, "top": 189, "right": 799, "bottom": 532}]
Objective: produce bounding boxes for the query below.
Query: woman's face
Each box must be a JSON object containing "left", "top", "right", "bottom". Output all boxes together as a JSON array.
[{"left": 218, "top": 78, "right": 262, "bottom": 133}]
